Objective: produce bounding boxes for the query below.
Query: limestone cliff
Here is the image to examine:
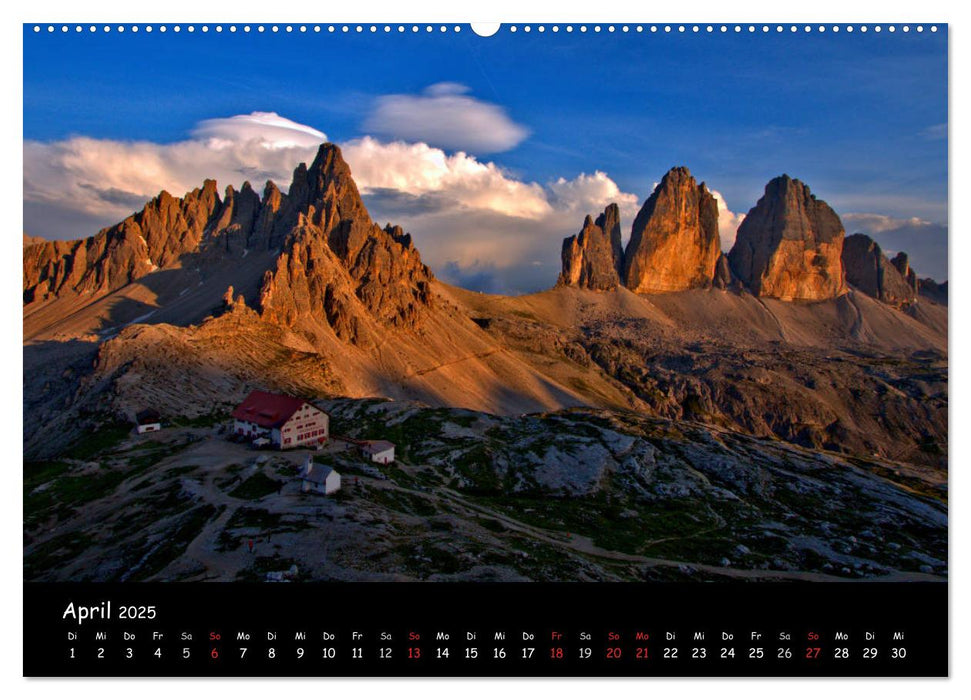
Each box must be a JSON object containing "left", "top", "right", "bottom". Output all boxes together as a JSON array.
[
  {"left": 842, "top": 233, "right": 917, "bottom": 307},
  {"left": 256, "top": 144, "right": 434, "bottom": 343},
  {"left": 622, "top": 167, "right": 721, "bottom": 293},
  {"left": 727, "top": 175, "right": 846, "bottom": 301},
  {"left": 557, "top": 204, "right": 624, "bottom": 290}
]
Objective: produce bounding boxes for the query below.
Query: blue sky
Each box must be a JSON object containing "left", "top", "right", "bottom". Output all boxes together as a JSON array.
[{"left": 23, "top": 24, "right": 948, "bottom": 291}]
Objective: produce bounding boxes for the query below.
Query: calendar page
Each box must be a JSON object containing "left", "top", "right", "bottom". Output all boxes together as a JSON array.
[{"left": 22, "top": 20, "right": 948, "bottom": 677}]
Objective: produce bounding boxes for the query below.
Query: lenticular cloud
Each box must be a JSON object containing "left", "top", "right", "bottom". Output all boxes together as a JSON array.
[{"left": 363, "top": 83, "right": 530, "bottom": 154}]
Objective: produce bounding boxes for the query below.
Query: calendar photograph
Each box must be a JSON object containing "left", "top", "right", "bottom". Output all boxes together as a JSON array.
[{"left": 23, "top": 22, "right": 947, "bottom": 598}]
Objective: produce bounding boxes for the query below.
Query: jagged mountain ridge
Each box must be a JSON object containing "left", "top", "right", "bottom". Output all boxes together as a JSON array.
[
  {"left": 559, "top": 168, "right": 943, "bottom": 308},
  {"left": 23, "top": 147, "right": 947, "bottom": 473},
  {"left": 24, "top": 178, "right": 221, "bottom": 303},
  {"left": 23, "top": 144, "right": 634, "bottom": 457},
  {"left": 557, "top": 204, "right": 624, "bottom": 290},
  {"left": 560, "top": 169, "right": 848, "bottom": 300},
  {"left": 24, "top": 144, "right": 434, "bottom": 344}
]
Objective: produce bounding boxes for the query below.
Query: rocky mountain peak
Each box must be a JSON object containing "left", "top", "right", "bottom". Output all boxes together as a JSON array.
[
  {"left": 622, "top": 166, "right": 720, "bottom": 293},
  {"left": 842, "top": 233, "right": 917, "bottom": 307},
  {"left": 599, "top": 203, "right": 622, "bottom": 236},
  {"left": 727, "top": 175, "right": 846, "bottom": 301},
  {"left": 890, "top": 251, "right": 910, "bottom": 276},
  {"left": 257, "top": 143, "right": 371, "bottom": 250},
  {"left": 205, "top": 181, "right": 262, "bottom": 254},
  {"left": 251, "top": 143, "right": 435, "bottom": 341},
  {"left": 558, "top": 203, "right": 624, "bottom": 290},
  {"left": 296, "top": 144, "right": 366, "bottom": 219},
  {"left": 200, "top": 178, "right": 219, "bottom": 197},
  {"left": 24, "top": 142, "right": 435, "bottom": 345},
  {"left": 262, "top": 180, "right": 281, "bottom": 200}
]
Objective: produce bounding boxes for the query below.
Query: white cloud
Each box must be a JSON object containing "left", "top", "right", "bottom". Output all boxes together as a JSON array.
[
  {"left": 362, "top": 83, "right": 529, "bottom": 154},
  {"left": 360, "top": 165, "right": 642, "bottom": 294},
  {"left": 549, "top": 171, "right": 640, "bottom": 227},
  {"left": 423, "top": 82, "right": 470, "bottom": 97},
  {"left": 842, "top": 212, "right": 934, "bottom": 234},
  {"left": 23, "top": 114, "right": 549, "bottom": 240},
  {"left": 710, "top": 189, "right": 746, "bottom": 252},
  {"left": 347, "top": 148, "right": 643, "bottom": 292},
  {"left": 342, "top": 137, "right": 551, "bottom": 220}
]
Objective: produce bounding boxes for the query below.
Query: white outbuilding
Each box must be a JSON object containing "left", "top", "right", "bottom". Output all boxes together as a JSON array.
[
  {"left": 301, "top": 460, "right": 341, "bottom": 495},
  {"left": 361, "top": 440, "right": 395, "bottom": 464}
]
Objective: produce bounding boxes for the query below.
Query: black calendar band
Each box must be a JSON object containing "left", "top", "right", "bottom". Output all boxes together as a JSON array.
[{"left": 24, "top": 581, "right": 947, "bottom": 677}]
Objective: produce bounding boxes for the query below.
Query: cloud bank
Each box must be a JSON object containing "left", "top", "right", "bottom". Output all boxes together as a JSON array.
[
  {"left": 342, "top": 137, "right": 551, "bottom": 220},
  {"left": 24, "top": 111, "right": 639, "bottom": 293},
  {"left": 24, "top": 112, "right": 327, "bottom": 232},
  {"left": 191, "top": 112, "right": 327, "bottom": 149}
]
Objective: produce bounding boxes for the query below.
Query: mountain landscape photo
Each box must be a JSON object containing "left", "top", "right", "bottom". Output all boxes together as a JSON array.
[{"left": 23, "top": 26, "right": 947, "bottom": 584}]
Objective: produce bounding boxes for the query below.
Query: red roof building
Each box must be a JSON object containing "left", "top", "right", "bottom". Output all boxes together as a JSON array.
[{"left": 231, "top": 390, "right": 330, "bottom": 449}]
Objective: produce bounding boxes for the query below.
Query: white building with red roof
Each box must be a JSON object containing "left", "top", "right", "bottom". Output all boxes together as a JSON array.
[{"left": 231, "top": 390, "right": 329, "bottom": 450}]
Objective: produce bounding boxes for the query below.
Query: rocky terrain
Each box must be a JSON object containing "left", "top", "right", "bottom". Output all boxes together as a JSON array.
[
  {"left": 544, "top": 168, "right": 946, "bottom": 472},
  {"left": 454, "top": 285, "right": 947, "bottom": 471},
  {"left": 23, "top": 145, "right": 947, "bottom": 582},
  {"left": 24, "top": 399, "right": 946, "bottom": 583}
]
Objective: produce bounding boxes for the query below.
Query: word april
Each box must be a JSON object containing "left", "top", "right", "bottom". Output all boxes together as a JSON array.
[{"left": 63, "top": 601, "right": 111, "bottom": 624}]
